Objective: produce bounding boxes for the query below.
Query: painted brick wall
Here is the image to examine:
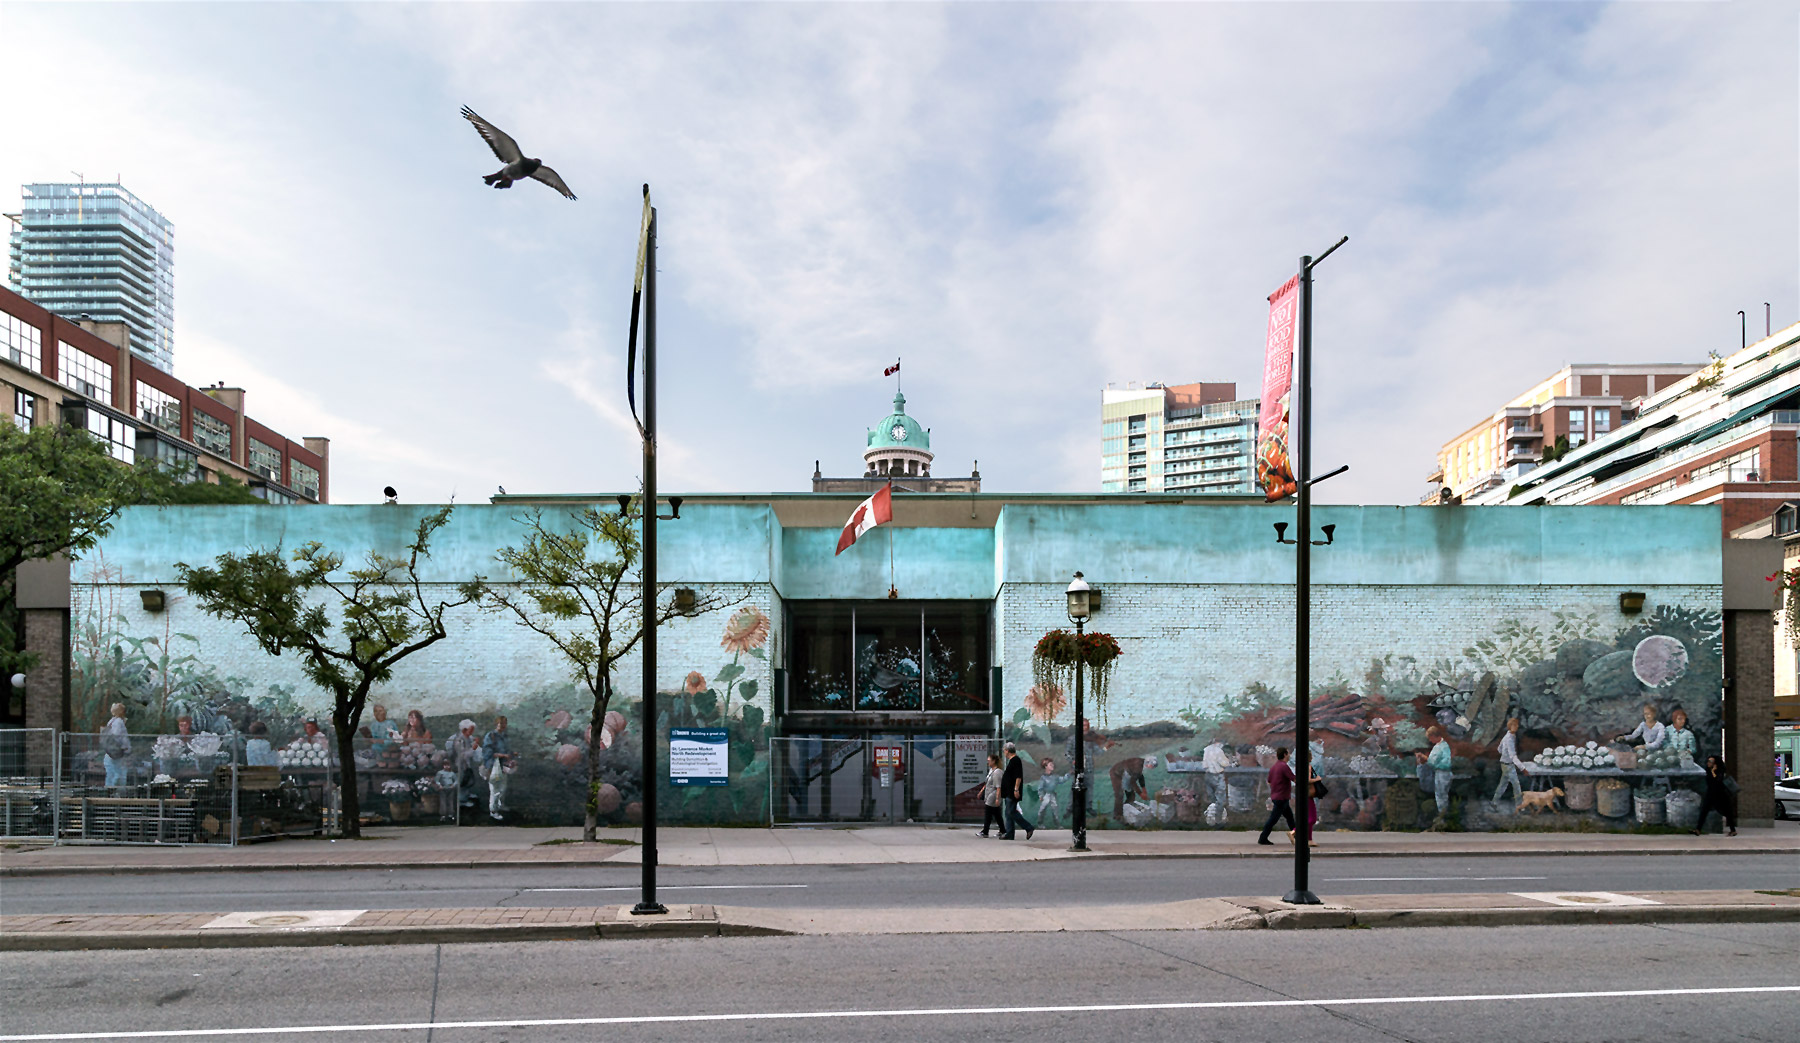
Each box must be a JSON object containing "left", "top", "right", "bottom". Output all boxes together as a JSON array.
[
  {"left": 74, "top": 569, "right": 777, "bottom": 730},
  {"left": 997, "top": 583, "right": 1720, "bottom": 728}
]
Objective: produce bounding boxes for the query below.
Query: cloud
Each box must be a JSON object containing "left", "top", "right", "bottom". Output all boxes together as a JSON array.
[{"left": 2, "top": 3, "right": 1793, "bottom": 506}]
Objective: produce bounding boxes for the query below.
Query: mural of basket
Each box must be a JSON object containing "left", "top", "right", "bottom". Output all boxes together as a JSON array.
[
  {"left": 1609, "top": 744, "right": 1637, "bottom": 770},
  {"left": 1634, "top": 794, "right": 1666, "bottom": 825},
  {"left": 1594, "top": 778, "right": 1631, "bottom": 818},
  {"left": 1226, "top": 776, "right": 1257, "bottom": 813},
  {"left": 1664, "top": 790, "right": 1702, "bottom": 830},
  {"left": 1563, "top": 778, "right": 1596, "bottom": 812}
]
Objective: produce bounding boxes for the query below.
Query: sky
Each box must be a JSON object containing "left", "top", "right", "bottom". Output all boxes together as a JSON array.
[{"left": 2, "top": 2, "right": 1796, "bottom": 505}]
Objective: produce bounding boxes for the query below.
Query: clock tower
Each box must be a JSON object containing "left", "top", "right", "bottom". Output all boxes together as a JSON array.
[
  {"left": 809, "top": 390, "right": 980, "bottom": 493},
  {"left": 863, "top": 391, "right": 933, "bottom": 479}
]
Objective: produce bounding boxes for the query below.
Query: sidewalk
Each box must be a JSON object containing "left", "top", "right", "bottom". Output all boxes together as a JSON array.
[
  {"left": 4, "top": 888, "right": 1797, "bottom": 950},
  {"left": 4, "top": 822, "right": 1794, "bottom": 876}
]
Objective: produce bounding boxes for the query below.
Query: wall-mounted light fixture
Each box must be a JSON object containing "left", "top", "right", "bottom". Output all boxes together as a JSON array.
[
  {"left": 674, "top": 588, "right": 697, "bottom": 615},
  {"left": 139, "top": 589, "right": 166, "bottom": 613},
  {"left": 1619, "top": 591, "right": 1646, "bottom": 615}
]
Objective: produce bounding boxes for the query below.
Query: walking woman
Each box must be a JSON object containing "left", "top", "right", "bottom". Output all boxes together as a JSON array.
[
  {"left": 977, "top": 753, "right": 1004, "bottom": 837},
  {"left": 1290, "top": 760, "right": 1324, "bottom": 846},
  {"left": 1695, "top": 754, "right": 1738, "bottom": 836}
]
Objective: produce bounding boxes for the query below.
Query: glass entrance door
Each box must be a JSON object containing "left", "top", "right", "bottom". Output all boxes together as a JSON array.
[{"left": 771, "top": 735, "right": 1001, "bottom": 824}]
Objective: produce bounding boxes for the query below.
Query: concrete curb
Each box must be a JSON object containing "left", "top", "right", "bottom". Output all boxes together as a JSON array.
[
  {"left": 5, "top": 844, "right": 1792, "bottom": 877},
  {"left": 1338, "top": 904, "right": 1800, "bottom": 930},
  {"left": 6, "top": 901, "right": 1794, "bottom": 951},
  {"left": 0, "top": 919, "right": 792, "bottom": 952}
]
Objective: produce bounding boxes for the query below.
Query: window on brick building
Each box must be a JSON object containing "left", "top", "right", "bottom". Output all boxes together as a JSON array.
[{"left": 192, "top": 410, "right": 232, "bottom": 456}]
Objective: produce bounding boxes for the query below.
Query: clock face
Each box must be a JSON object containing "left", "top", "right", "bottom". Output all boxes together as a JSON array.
[{"left": 890, "top": 424, "right": 908, "bottom": 442}]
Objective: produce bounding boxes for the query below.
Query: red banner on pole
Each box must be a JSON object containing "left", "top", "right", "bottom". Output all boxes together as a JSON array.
[{"left": 1257, "top": 274, "right": 1300, "bottom": 502}]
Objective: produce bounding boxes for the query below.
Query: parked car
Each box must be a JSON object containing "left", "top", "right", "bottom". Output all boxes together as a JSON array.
[{"left": 1777, "top": 776, "right": 1800, "bottom": 820}]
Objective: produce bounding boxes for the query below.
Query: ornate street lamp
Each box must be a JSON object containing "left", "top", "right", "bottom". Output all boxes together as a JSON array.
[{"left": 1066, "top": 572, "right": 1091, "bottom": 852}]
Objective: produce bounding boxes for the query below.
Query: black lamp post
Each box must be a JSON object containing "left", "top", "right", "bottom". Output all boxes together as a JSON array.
[{"left": 1066, "top": 572, "right": 1091, "bottom": 852}]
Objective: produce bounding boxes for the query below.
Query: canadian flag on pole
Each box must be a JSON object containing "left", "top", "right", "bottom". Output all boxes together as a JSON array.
[{"left": 836, "top": 484, "right": 893, "bottom": 555}]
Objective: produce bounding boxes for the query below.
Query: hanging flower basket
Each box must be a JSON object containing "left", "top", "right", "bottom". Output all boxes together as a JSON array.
[{"left": 1031, "top": 629, "right": 1123, "bottom": 722}]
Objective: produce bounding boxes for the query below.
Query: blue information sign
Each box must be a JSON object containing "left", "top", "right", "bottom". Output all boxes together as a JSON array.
[{"left": 669, "top": 728, "right": 729, "bottom": 787}]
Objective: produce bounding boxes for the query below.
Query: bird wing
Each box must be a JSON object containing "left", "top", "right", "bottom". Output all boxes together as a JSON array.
[
  {"left": 529, "top": 165, "right": 578, "bottom": 200},
  {"left": 461, "top": 106, "right": 523, "bottom": 164}
]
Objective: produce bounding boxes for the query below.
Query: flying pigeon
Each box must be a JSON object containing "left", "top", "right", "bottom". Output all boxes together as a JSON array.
[{"left": 460, "top": 106, "right": 577, "bottom": 200}]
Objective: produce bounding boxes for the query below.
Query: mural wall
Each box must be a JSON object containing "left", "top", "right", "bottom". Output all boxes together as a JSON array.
[
  {"left": 997, "top": 590, "right": 1722, "bottom": 832},
  {"left": 65, "top": 501, "right": 1726, "bottom": 832}
]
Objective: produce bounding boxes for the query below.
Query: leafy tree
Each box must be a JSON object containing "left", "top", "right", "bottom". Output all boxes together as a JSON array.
[
  {"left": 0, "top": 421, "right": 159, "bottom": 684},
  {"left": 176, "top": 507, "right": 478, "bottom": 837},
  {"left": 475, "top": 501, "right": 739, "bottom": 840},
  {"left": 140, "top": 467, "right": 267, "bottom": 505}
]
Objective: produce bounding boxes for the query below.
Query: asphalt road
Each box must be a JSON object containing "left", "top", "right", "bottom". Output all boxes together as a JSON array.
[
  {"left": 3, "top": 853, "right": 1795, "bottom": 915},
  {"left": 2, "top": 923, "right": 1795, "bottom": 1042}
]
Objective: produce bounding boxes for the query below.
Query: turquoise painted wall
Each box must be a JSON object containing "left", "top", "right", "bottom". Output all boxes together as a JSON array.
[
  {"left": 995, "top": 505, "right": 1721, "bottom": 586},
  {"left": 93, "top": 503, "right": 778, "bottom": 586},
  {"left": 778, "top": 526, "right": 996, "bottom": 600}
]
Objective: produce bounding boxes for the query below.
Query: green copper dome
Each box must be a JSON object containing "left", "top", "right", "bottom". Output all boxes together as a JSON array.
[{"left": 866, "top": 391, "right": 930, "bottom": 450}]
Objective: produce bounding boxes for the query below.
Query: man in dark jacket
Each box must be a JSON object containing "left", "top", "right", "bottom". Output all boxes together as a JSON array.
[
  {"left": 1257, "top": 746, "right": 1296, "bottom": 845},
  {"left": 1000, "top": 742, "right": 1034, "bottom": 841}
]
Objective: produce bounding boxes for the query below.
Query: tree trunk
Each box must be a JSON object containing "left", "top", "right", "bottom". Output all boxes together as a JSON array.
[
  {"left": 333, "top": 684, "right": 370, "bottom": 839},
  {"left": 584, "top": 676, "right": 608, "bottom": 842},
  {"left": 334, "top": 715, "right": 361, "bottom": 839}
]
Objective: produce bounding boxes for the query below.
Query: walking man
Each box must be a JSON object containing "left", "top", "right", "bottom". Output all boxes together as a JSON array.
[
  {"left": 1493, "top": 717, "right": 1526, "bottom": 806},
  {"left": 1257, "top": 746, "right": 1297, "bottom": 845},
  {"left": 1000, "top": 741, "right": 1034, "bottom": 841}
]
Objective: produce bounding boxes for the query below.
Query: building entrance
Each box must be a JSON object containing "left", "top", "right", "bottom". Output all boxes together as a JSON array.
[
  {"left": 776, "top": 600, "right": 996, "bottom": 823},
  {"left": 771, "top": 735, "right": 1003, "bottom": 824}
]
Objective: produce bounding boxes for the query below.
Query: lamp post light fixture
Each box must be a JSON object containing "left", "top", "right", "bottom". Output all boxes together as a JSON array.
[{"left": 1066, "top": 571, "right": 1092, "bottom": 853}]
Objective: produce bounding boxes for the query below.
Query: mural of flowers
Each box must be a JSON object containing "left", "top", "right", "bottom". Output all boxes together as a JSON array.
[
  {"left": 721, "top": 607, "right": 771, "bottom": 655},
  {"left": 712, "top": 607, "right": 769, "bottom": 718},
  {"left": 1024, "top": 683, "right": 1066, "bottom": 724},
  {"left": 685, "top": 671, "right": 707, "bottom": 695}
]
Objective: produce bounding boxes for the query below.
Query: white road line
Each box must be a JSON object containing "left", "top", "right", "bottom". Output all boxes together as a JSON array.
[
  {"left": 2, "top": 985, "right": 1793, "bottom": 1041},
  {"left": 1328, "top": 876, "right": 1550, "bottom": 882},
  {"left": 520, "top": 884, "right": 809, "bottom": 892}
]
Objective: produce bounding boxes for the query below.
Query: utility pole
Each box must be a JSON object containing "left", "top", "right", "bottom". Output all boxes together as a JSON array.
[
  {"left": 632, "top": 194, "right": 665, "bottom": 916},
  {"left": 1283, "top": 235, "right": 1346, "bottom": 907}
]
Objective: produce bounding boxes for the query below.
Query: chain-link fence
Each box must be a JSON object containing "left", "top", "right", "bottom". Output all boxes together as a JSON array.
[
  {"left": 0, "top": 728, "right": 58, "bottom": 838},
  {"left": 770, "top": 736, "right": 1002, "bottom": 824}
]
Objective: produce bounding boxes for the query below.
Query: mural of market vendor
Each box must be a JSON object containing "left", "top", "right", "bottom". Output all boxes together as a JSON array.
[{"left": 1007, "top": 603, "right": 1723, "bottom": 833}]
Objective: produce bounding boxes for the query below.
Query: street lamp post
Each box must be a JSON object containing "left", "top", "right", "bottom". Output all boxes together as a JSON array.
[{"left": 1066, "top": 572, "right": 1091, "bottom": 852}]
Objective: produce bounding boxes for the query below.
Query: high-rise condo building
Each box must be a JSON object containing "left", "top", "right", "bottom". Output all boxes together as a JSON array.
[
  {"left": 8, "top": 182, "right": 175, "bottom": 372},
  {"left": 1101, "top": 382, "right": 1260, "bottom": 494}
]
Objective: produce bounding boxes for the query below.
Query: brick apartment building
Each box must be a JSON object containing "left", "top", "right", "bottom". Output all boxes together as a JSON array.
[
  {"left": 1, "top": 284, "right": 328, "bottom": 503},
  {"left": 1427, "top": 363, "right": 1702, "bottom": 503}
]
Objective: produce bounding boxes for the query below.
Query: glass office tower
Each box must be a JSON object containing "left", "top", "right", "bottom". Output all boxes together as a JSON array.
[{"left": 8, "top": 183, "right": 175, "bottom": 371}]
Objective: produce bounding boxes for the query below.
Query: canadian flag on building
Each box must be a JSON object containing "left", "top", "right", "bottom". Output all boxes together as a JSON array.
[{"left": 836, "top": 483, "right": 893, "bottom": 555}]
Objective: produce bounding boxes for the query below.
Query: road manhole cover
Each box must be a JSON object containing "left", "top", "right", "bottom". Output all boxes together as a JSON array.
[
  {"left": 247, "top": 915, "right": 309, "bottom": 926},
  {"left": 1557, "top": 895, "right": 1605, "bottom": 904}
]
